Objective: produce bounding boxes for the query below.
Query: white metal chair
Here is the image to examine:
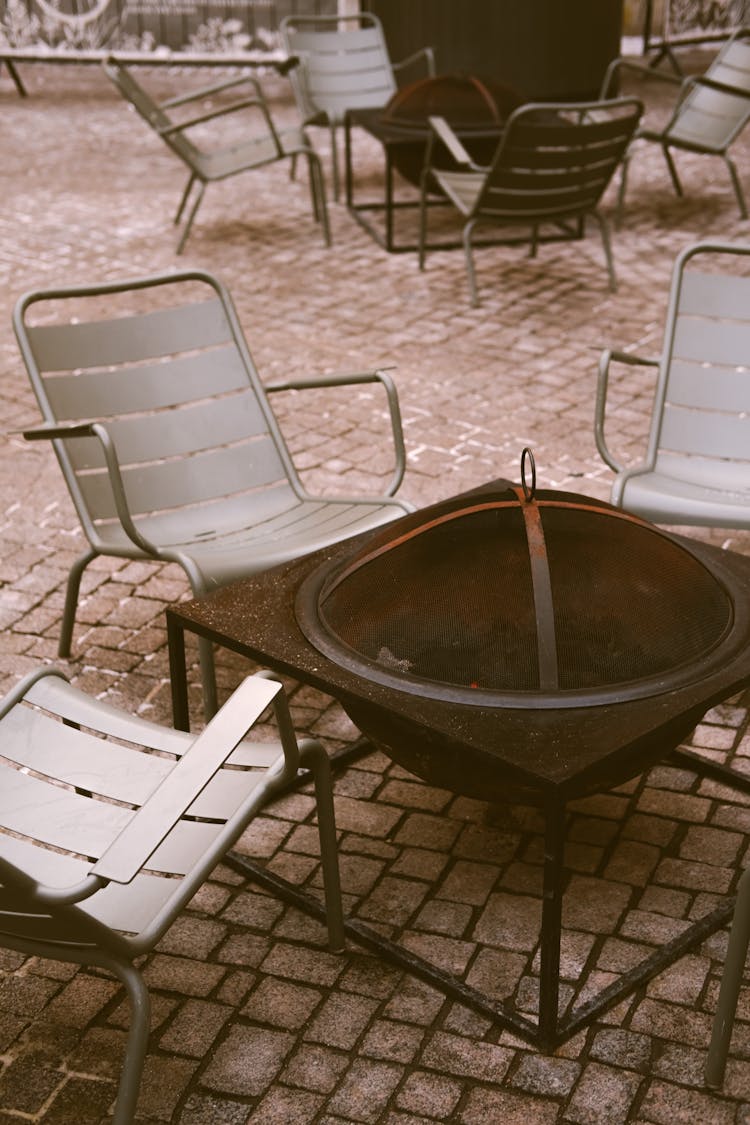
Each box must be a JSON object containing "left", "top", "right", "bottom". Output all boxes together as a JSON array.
[
  {"left": 14, "top": 270, "right": 412, "bottom": 715},
  {"left": 595, "top": 240, "right": 750, "bottom": 526},
  {"left": 0, "top": 665, "right": 343, "bottom": 1125},
  {"left": 601, "top": 27, "right": 750, "bottom": 219},
  {"left": 103, "top": 56, "right": 330, "bottom": 253},
  {"left": 280, "top": 12, "right": 434, "bottom": 200}
]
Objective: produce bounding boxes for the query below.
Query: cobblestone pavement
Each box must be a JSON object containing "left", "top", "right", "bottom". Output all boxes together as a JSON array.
[{"left": 2, "top": 46, "right": 750, "bottom": 1124}]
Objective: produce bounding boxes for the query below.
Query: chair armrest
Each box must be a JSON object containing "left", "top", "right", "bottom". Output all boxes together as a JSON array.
[
  {"left": 21, "top": 420, "right": 103, "bottom": 441},
  {"left": 266, "top": 367, "right": 407, "bottom": 497},
  {"left": 92, "top": 675, "right": 289, "bottom": 884},
  {"left": 22, "top": 420, "right": 160, "bottom": 557},
  {"left": 392, "top": 44, "right": 436, "bottom": 82},
  {"left": 158, "top": 96, "right": 268, "bottom": 136},
  {"left": 0, "top": 856, "right": 106, "bottom": 909},
  {"left": 159, "top": 73, "right": 262, "bottom": 109},
  {"left": 157, "top": 86, "right": 284, "bottom": 155},
  {"left": 594, "top": 349, "right": 661, "bottom": 474},
  {"left": 599, "top": 55, "right": 682, "bottom": 98},
  {"left": 428, "top": 116, "right": 476, "bottom": 169}
]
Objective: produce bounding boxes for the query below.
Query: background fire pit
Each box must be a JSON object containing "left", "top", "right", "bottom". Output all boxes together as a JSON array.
[{"left": 380, "top": 73, "right": 521, "bottom": 186}]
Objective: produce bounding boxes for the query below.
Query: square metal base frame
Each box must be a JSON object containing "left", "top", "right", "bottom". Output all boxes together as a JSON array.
[{"left": 225, "top": 737, "right": 748, "bottom": 1052}]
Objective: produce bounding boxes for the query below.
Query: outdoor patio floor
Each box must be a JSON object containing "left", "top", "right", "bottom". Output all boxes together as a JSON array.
[{"left": 2, "top": 45, "right": 750, "bottom": 1124}]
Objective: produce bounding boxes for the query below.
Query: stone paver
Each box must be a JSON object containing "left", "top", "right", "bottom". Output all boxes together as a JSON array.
[{"left": 1, "top": 39, "right": 750, "bottom": 1123}]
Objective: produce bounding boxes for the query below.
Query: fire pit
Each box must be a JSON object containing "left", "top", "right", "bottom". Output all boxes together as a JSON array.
[
  {"left": 344, "top": 73, "right": 516, "bottom": 252},
  {"left": 297, "top": 463, "right": 736, "bottom": 709},
  {"left": 166, "top": 468, "right": 750, "bottom": 1048},
  {"left": 379, "top": 73, "right": 521, "bottom": 187}
]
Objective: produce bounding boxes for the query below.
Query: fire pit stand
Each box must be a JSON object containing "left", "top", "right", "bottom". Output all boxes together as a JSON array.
[
  {"left": 166, "top": 477, "right": 750, "bottom": 1050},
  {"left": 344, "top": 108, "right": 504, "bottom": 253},
  {"left": 344, "top": 74, "right": 517, "bottom": 252}
]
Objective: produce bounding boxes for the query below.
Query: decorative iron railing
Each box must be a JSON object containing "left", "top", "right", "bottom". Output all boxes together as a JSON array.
[
  {"left": 0, "top": 0, "right": 337, "bottom": 53},
  {"left": 666, "top": 0, "right": 748, "bottom": 37}
]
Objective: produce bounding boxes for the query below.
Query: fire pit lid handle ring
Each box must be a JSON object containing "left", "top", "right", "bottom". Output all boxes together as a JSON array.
[{"left": 521, "top": 447, "right": 536, "bottom": 502}]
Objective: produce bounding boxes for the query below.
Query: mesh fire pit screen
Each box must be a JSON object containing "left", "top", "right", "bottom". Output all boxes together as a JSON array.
[{"left": 295, "top": 466, "right": 734, "bottom": 710}]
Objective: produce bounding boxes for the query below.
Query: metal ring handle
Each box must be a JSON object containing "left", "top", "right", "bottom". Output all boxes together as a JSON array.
[{"left": 521, "top": 447, "right": 536, "bottom": 502}]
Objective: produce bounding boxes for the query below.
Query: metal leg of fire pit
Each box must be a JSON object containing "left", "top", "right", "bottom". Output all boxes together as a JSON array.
[
  {"left": 344, "top": 113, "right": 473, "bottom": 254},
  {"left": 538, "top": 799, "right": 566, "bottom": 1050}
]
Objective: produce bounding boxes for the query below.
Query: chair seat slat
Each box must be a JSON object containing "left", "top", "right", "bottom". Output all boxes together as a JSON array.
[
  {"left": 0, "top": 706, "right": 172, "bottom": 803},
  {"left": 25, "top": 675, "right": 192, "bottom": 756},
  {"left": 0, "top": 837, "right": 177, "bottom": 934},
  {"left": 0, "top": 768, "right": 129, "bottom": 860},
  {"left": 77, "top": 436, "right": 287, "bottom": 521}
]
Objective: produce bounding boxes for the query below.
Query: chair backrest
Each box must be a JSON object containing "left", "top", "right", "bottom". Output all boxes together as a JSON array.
[
  {"left": 13, "top": 271, "right": 303, "bottom": 551},
  {"left": 103, "top": 57, "right": 199, "bottom": 168},
  {"left": 474, "top": 97, "right": 643, "bottom": 224},
  {"left": 641, "top": 241, "right": 750, "bottom": 492},
  {"left": 668, "top": 29, "right": 750, "bottom": 150},
  {"left": 281, "top": 13, "right": 397, "bottom": 125}
]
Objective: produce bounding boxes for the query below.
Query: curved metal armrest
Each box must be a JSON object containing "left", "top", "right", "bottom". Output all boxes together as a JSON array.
[
  {"left": 93, "top": 675, "right": 289, "bottom": 885},
  {"left": 266, "top": 367, "right": 407, "bottom": 496},
  {"left": 393, "top": 44, "right": 436, "bottom": 81},
  {"left": 427, "top": 116, "right": 487, "bottom": 172},
  {"left": 160, "top": 73, "right": 263, "bottom": 109},
  {"left": 22, "top": 420, "right": 160, "bottom": 557},
  {"left": 594, "top": 348, "right": 660, "bottom": 473},
  {"left": 0, "top": 857, "right": 107, "bottom": 909},
  {"left": 599, "top": 55, "right": 682, "bottom": 98},
  {"left": 427, "top": 119, "right": 474, "bottom": 173},
  {"left": 158, "top": 95, "right": 271, "bottom": 136}
]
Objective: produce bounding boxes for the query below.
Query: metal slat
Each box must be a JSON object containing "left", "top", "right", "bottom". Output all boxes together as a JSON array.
[
  {"left": 672, "top": 316, "right": 750, "bottom": 367},
  {"left": 667, "top": 360, "right": 750, "bottom": 411},
  {"left": 63, "top": 392, "right": 273, "bottom": 470},
  {"left": 659, "top": 402, "right": 750, "bottom": 459},
  {"left": 42, "top": 345, "right": 249, "bottom": 418},
  {"left": 76, "top": 436, "right": 286, "bottom": 521},
  {"left": 677, "top": 271, "right": 750, "bottom": 319},
  {"left": 0, "top": 706, "right": 171, "bottom": 804},
  {"left": 27, "top": 298, "right": 231, "bottom": 371}
]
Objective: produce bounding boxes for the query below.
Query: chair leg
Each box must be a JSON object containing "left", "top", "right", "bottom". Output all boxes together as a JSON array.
[
  {"left": 615, "top": 155, "right": 630, "bottom": 229},
  {"left": 594, "top": 211, "right": 617, "bottom": 292},
  {"left": 529, "top": 224, "right": 539, "bottom": 258},
  {"left": 298, "top": 738, "right": 345, "bottom": 953},
  {"left": 724, "top": 155, "right": 748, "bottom": 220},
  {"left": 176, "top": 181, "right": 206, "bottom": 255},
  {"left": 706, "top": 868, "right": 750, "bottom": 1088},
  {"left": 662, "top": 144, "right": 684, "bottom": 197},
  {"left": 59, "top": 547, "right": 98, "bottom": 658},
  {"left": 418, "top": 176, "right": 430, "bottom": 271},
  {"left": 3, "top": 59, "right": 27, "bottom": 97},
  {"left": 330, "top": 123, "right": 340, "bottom": 203},
  {"left": 198, "top": 636, "right": 219, "bottom": 721},
  {"left": 174, "top": 174, "right": 196, "bottom": 226},
  {"left": 308, "top": 153, "right": 331, "bottom": 246},
  {"left": 109, "top": 960, "right": 151, "bottom": 1125},
  {"left": 463, "top": 220, "right": 480, "bottom": 308}
]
